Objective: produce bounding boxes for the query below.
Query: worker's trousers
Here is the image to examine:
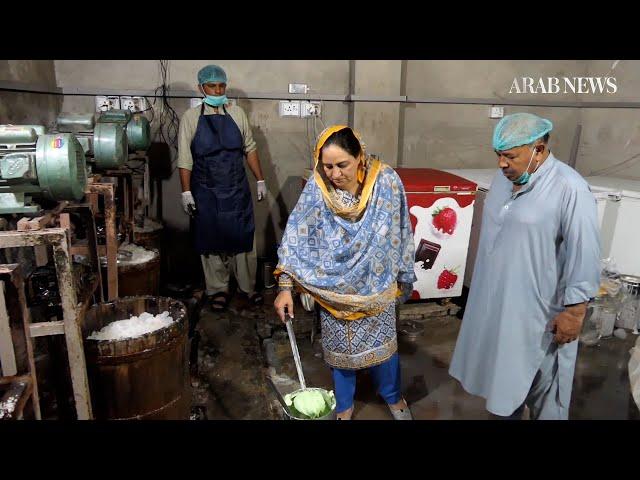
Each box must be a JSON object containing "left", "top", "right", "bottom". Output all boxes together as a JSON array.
[{"left": 201, "top": 237, "right": 257, "bottom": 295}]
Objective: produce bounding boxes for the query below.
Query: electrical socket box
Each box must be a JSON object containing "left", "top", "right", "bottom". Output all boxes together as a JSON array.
[
  {"left": 300, "top": 101, "right": 321, "bottom": 118},
  {"left": 95, "top": 96, "right": 121, "bottom": 112},
  {"left": 120, "top": 96, "right": 148, "bottom": 113},
  {"left": 120, "top": 96, "right": 135, "bottom": 111},
  {"left": 288, "top": 83, "right": 309, "bottom": 94},
  {"left": 490, "top": 106, "right": 504, "bottom": 119},
  {"left": 279, "top": 100, "right": 300, "bottom": 117},
  {"left": 134, "top": 96, "right": 148, "bottom": 111}
]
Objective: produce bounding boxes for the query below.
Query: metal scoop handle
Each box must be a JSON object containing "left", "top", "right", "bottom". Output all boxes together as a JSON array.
[{"left": 285, "top": 311, "right": 306, "bottom": 390}]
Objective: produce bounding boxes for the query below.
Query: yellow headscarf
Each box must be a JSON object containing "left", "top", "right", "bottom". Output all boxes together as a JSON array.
[{"left": 313, "top": 125, "right": 382, "bottom": 221}]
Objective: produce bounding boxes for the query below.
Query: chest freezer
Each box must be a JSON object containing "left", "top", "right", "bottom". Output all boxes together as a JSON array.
[
  {"left": 395, "top": 168, "right": 477, "bottom": 300},
  {"left": 585, "top": 176, "right": 640, "bottom": 277},
  {"left": 443, "top": 169, "right": 497, "bottom": 288}
]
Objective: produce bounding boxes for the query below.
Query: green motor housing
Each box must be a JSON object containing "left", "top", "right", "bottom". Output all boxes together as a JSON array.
[
  {"left": 126, "top": 114, "right": 151, "bottom": 151},
  {"left": 56, "top": 113, "right": 96, "bottom": 133},
  {"left": 98, "top": 109, "right": 131, "bottom": 125},
  {"left": 93, "top": 109, "right": 131, "bottom": 169},
  {"left": 94, "top": 122, "right": 127, "bottom": 169},
  {"left": 35, "top": 133, "right": 88, "bottom": 201},
  {"left": 0, "top": 125, "right": 46, "bottom": 145}
]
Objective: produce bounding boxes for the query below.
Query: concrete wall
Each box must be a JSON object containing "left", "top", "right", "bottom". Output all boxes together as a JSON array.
[
  {"left": 400, "top": 60, "right": 640, "bottom": 179},
  {"left": 353, "top": 60, "right": 403, "bottom": 164},
  {"left": 401, "top": 60, "right": 587, "bottom": 169},
  {"left": 577, "top": 60, "right": 640, "bottom": 179},
  {"left": 0, "top": 60, "right": 61, "bottom": 128}
]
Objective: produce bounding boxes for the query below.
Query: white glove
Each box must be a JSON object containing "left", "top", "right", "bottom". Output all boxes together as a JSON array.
[
  {"left": 181, "top": 191, "right": 196, "bottom": 215},
  {"left": 257, "top": 180, "right": 267, "bottom": 201}
]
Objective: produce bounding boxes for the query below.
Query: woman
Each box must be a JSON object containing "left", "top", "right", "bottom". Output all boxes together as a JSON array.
[{"left": 273, "top": 125, "right": 416, "bottom": 420}]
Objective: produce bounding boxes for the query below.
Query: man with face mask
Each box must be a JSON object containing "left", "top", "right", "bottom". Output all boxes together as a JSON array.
[
  {"left": 448, "top": 112, "right": 600, "bottom": 419},
  {"left": 178, "top": 64, "right": 266, "bottom": 310}
]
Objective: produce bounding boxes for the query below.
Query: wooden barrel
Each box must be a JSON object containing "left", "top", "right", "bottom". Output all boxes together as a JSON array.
[
  {"left": 133, "top": 219, "right": 163, "bottom": 253},
  {"left": 82, "top": 296, "right": 191, "bottom": 420},
  {"left": 117, "top": 253, "right": 160, "bottom": 297},
  {"left": 133, "top": 228, "right": 163, "bottom": 253},
  {"left": 100, "top": 250, "right": 161, "bottom": 298}
]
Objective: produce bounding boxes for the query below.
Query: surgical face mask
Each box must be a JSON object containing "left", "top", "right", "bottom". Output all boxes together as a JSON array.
[
  {"left": 202, "top": 94, "right": 228, "bottom": 107},
  {"left": 513, "top": 146, "right": 540, "bottom": 185}
]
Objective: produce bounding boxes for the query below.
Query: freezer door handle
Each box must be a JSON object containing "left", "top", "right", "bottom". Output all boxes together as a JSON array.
[
  {"left": 593, "top": 192, "right": 621, "bottom": 202},
  {"left": 607, "top": 193, "right": 622, "bottom": 202}
]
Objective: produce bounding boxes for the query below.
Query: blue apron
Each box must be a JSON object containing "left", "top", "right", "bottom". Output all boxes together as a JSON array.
[{"left": 190, "top": 103, "right": 254, "bottom": 254}]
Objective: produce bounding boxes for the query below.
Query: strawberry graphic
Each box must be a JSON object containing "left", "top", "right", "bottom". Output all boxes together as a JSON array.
[
  {"left": 437, "top": 267, "right": 459, "bottom": 290},
  {"left": 432, "top": 206, "right": 457, "bottom": 235}
]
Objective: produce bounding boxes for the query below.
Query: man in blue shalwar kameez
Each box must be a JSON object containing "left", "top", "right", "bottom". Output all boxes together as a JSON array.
[{"left": 449, "top": 113, "right": 601, "bottom": 420}]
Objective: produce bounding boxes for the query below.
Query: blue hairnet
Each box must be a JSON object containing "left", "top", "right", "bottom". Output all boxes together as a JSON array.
[
  {"left": 492, "top": 112, "right": 553, "bottom": 151},
  {"left": 197, "top": 65, "right": 227, "bottom": 85}
]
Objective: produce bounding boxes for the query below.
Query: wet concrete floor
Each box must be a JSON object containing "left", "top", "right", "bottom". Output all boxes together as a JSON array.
[{"left": 191, "top": 292, "right": 640, "bottom": 420}]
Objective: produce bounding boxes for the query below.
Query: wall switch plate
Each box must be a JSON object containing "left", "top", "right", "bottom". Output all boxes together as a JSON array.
[{"left": 288, "top": 83, "right": 309, "bottom": 94}]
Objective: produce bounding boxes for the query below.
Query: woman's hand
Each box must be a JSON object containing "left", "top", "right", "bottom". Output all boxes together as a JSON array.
[{"left": 274, "top": 290, "right": 294, "bottom": 323}]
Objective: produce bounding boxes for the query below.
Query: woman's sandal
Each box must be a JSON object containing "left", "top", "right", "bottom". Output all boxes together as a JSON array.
[
  {"left": 388, "top": 399, "right": 413, "bottom": 420},
  {"left": 336, "top": 405, "right": 354, "bottom": 420}
]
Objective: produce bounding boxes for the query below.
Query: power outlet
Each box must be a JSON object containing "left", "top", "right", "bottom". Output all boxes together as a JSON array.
[
  {"left": 133, "top": 96, "right": 148, "bottom": 111},
  {"left": 95, "top": 96, "right": 121, "bottom": 112},
  {"left": 120, "top": 96, "right": 148, "bottom": 113},
  {"left": 279, "top": 100, "right": 300, "bottom": 117},
  {"left": 120, "top": 96, "right": 134, "bottom": 111},
  {"left": 300, "top": 101, "right": 321, "bottom": 118}
]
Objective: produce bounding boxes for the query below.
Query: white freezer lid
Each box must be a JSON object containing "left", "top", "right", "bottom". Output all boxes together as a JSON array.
[
  {"left": 442, "top": 168, "right": 497, "bottom": 191},
  {"left": 585, "top": 176, "right": 640, "bottom": 199}
]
